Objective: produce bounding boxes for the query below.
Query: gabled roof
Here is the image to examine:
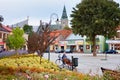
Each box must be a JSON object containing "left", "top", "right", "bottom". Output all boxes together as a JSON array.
[
  {"left": 11, "top": 19, "right": 28, "bottom": 28},
  {"left": 0, "top": 27, "right": 8, "bottom": 32},
  {"left": 2, "top": 25, "right": 12, "bottom": 32},
  {"left": 0, "top": 24, "right": 12, "bottom": 32},
  {"left": 66, "top": 33, "right": 84, "bottom": 40},
  {"left": 50, "top": 30, "right": 72, "bottom": 43},
  {"left": 55, "top": 29, "right": 72, "bottom": 40},
  {"left": 50, "top": 24, "right": 62, "bottom": 30},
  {"left": 34, "top": 20, "right": 62, "bottom": 32}
]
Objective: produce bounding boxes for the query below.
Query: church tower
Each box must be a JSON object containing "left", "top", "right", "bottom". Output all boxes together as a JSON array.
[{"left": 61, "top": 5, "right": 68, "bottom": 29}]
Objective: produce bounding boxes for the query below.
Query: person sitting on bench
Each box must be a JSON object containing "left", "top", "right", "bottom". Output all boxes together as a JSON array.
[{"left": 62, "top": 52, "right": 71, "bottom": 65}]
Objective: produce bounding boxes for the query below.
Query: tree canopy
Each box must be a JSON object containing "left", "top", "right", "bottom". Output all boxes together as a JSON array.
[
  {"left": 71, "top": 0, "right": 120, "bottom": 56},
  {"left": 6, "top": 27, "right": 25, "bottom": 50},
  {"left": 23, "top": 24, "right": 33, "bottom": 34}
]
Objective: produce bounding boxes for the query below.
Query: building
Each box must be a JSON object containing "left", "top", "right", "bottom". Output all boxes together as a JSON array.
[
  {"left": 65, "top": 33, "right": 84, "bottom": 52},
  {"left": 106, "top": 26, "right": 120, "bottom": 52},
  {"left": 11, "top": 18, "right": 28, "bottom": 28},
  {"left": 0, "top": 24, "right": 12, "bottom": 50},
  {"left": 49, "top": 5, "right": 69, "bottom": 31},
  {"left": 61, "top": 5, "right": 68, "bottom": 29},
  {"left": 84, "top": 35, "right": 105, "bottom": 53},
  {"left": 49, "top": 29, "right": 72, "bottom": 52},
  {"left": 57, "top": 33, "right": 105, "bottom": 53}
]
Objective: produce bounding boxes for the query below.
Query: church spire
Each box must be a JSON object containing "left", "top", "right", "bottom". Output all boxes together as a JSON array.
[{"left": 61, "top": 5, "right": 68, "bottom": 19}]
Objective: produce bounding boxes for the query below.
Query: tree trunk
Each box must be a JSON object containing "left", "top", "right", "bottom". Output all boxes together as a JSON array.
[
  {"left": 39, "top": 56, "right": 42, "bottom": 64},
  {"left": 92, "top": 36, "right": 97, "bottom": 56},
  {"left": 36, "top": 50, "right": 42, "bottom": 64},
  {"left": 15, "top": 49, "right": 20, "bottom": 58}
]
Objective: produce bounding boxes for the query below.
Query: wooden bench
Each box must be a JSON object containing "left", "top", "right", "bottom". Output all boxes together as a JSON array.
[{"left": 101, "top": 67, "right": 120, "bottom": 80}]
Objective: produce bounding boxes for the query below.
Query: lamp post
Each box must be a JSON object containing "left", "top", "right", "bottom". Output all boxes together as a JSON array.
[
  {"left": 0, "top": 15, "right": 4, "bottom": 29},
  {"left": 105, "top": 31, "right": 109, "bottom": 60},
  {"left": 0, "top": 15, "right": 4, "bottom": 22},
  {"left": 50, "top": 13, "right": 59, "bottom": 24},
  {"left": 0, "top": 15, "right": 4, "bottom": 26},
  {"left": 101, "top": 31, "right": 109, "bottom": 60},
  {"left": 103, "top": 31, "right": 109, "bottom": 60},
  {"left": 47, "top": 13, "right": 59, "bottom": 61}
]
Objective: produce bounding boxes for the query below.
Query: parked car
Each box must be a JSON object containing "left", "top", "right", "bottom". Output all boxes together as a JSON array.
[
  {"left": 55, "top": 49, "right": 64, "bottom": 53},
  {"left": 65, "top": 49, "right": 72, "bottom": 53},
  {"left": 105, "top": 49, "right": 118, "bottom": 54}
]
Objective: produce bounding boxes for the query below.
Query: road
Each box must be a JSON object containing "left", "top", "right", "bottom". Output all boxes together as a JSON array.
[{"left": 43, "top": 52, "right": 120, "bottom": 75}]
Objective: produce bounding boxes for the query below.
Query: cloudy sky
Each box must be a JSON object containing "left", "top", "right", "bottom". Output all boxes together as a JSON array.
[{"left": 0, "top": 0, "right": 120, "bottom": 26}]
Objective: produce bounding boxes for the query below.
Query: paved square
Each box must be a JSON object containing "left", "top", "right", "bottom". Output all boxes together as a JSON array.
[{"left": 43, "top": 53, "right": 120, "bottom": 75}]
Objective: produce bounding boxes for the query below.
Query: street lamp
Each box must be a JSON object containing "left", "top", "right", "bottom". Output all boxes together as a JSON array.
[
  {"left": 50, "top": 13, "right": 59, "bottom": 25},
  {"left": 47, "top": 13, "right": 59, "bottom": 61},
  {"left": 101, "top": 30, "right": 109, "bottom": 61},
  {"left": 105, "top": 31, "right": 109, "bottom": 60},
  {"left": 0, "top": 15, "right": 4, "bottom": 22},
  {"left": 0, "top": 15, "right": 4, "bottom": 28}
]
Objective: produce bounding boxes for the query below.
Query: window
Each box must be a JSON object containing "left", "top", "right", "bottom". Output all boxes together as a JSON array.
[{"left": 86, "top": 45, "right": 90, "bottom": 49}]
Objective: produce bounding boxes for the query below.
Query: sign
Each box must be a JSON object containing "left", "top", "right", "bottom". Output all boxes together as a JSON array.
[
  {"left": 67, "top": 41, "right": 75, "bottom": 45},
  {"left": 77, "top": 41, "right": 83, "bottom": 45},
  {"left": 59, "top": 41, "right": 65, "bottom": 46}
]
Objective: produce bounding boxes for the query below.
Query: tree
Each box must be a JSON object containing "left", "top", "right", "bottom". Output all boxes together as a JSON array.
[
  {"left": 6, "top": 27, "right": 25, "bottom": 54},
  {"left": 27, "top": 21, "right": 59, "bottom": 63},
  {"left": 71, "top": 0, "right": 120, "bottom": 56},
  {"left": 23, "top": 24, "right": 33, "bottom": 34},
  {"left": 63, "top": 26, "right": 72, "bottom": 30}
]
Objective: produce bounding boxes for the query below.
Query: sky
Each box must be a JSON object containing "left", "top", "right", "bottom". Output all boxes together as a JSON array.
[{"left": 0, "top": 0, "right": 120, "bottom": 26}]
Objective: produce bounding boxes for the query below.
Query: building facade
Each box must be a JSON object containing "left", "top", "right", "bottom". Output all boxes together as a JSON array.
[
  {"left": 0, "top": 25, "right": 12, "bottom": 50},
  {"left": 56, "top": 33, "right": 105, "bottom": 53},
  {"left": 106, "top": 26, "right": 120, "bottom": 52},
  {"left": 49, "top": 30, "right": 72, "bottom": 52}
]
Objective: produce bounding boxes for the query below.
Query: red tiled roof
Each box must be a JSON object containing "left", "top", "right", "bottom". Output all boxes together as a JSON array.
[
  {"left": 50, "top": 30, "right": 72, "bottom": 44},
  {"left": 2, "top": 25, "right": 12, "bottom": 32}
]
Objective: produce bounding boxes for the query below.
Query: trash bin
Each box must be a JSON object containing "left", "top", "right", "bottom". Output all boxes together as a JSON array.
[{"left": 72, "top": 58, "right": 78, "bottom": 67}]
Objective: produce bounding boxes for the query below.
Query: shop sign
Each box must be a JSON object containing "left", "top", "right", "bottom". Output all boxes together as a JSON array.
[
  {"left": 77, "top": 41, "right": 83, "bottom": 45},
  {"left": 67, "top": 41, "right": 75, "bottom": 45},
  {"left": 59, "top": 41, "right": 65, "bottom": 46}
]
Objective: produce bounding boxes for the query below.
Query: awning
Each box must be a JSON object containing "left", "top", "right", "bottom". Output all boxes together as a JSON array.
[
  {"left": 117, "top": 30, "right": 120, "bottom": 32},
  {"left": 106, "top": 40, "right": 120, "bottom": 44},
  {"left": 0, "top": 42, "right": 5, "bottom": 45}
]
